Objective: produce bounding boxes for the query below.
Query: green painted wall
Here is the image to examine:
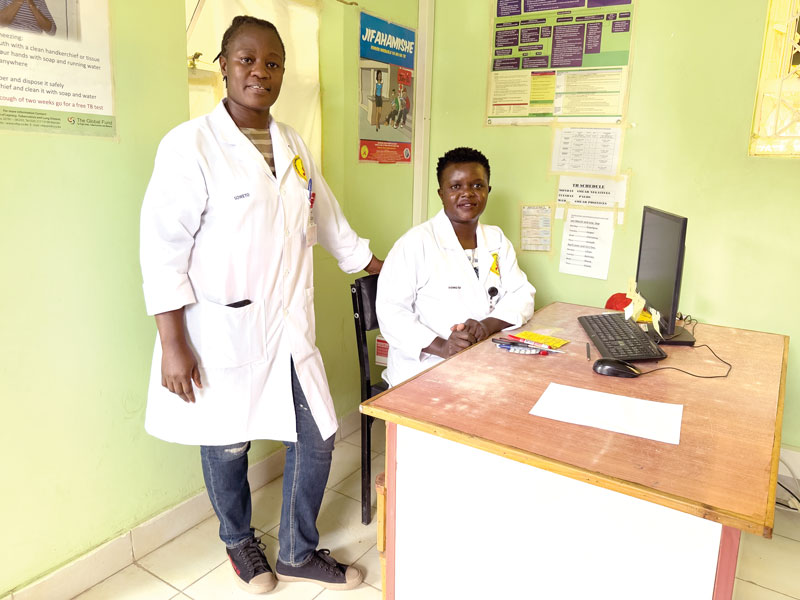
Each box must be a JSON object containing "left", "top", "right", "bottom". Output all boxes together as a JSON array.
[
  {"left": 0, "top": 1, "right": 202, "bottom": 593},
  {"left": 9, "top": 0, "right": 796, "bottom": 594},
  {"left": 0, "top": 0, "right": 418, "bottom": 594},
  {"left": 427, "top": 0, "right": 799, "bottom": 447},
  {"left": 315, "top": 0, "right": 419, "bottom": 405}
]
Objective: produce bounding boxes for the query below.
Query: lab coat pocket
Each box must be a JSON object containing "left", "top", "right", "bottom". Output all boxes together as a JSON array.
[{"left": 184, "top": 300, "right": 267, "bottom": 368}]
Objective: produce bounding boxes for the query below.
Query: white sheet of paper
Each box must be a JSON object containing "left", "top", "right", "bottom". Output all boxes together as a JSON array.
[
  {"left": 488, "top": 70, "right": 533, "bottom": 118},
  {"left": 530, "top": 383, "right": 683, "bottom": 444},
  {"left": 521, "top": 205, "right": 552, "bottom": 251},
  {"left": 551, "top": 127, "right": 622, "bottom": 175},
  {"left": 624, "top": 302, "right": 634, "bottom": 320},
  {"left": 556, "top": 175, "right": 627, "bottom": 209},
  {"left": 559, "top": 209, "right": 615, "bottom": 279},
  {"left": 651, "top": 308, "right": 662, "bottom": 339}
]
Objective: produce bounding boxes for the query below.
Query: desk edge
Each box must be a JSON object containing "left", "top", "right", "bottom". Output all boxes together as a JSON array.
[
  {"left": 362, "top": 403, "right": 772, "bottom": 536},
  {"left": 763, "top": 336, "right": 790, "bottom": 538}
]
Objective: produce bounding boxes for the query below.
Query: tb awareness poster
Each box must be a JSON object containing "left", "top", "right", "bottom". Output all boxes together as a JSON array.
[
  {"left": 0, "top": 0, "right": 115, "bottom": 137},
  {"left": 487, "top": 0, "right": 633, "bottom": 125},
  {"left": 358, "top": 12, "right": 415, "bottom": 164}
]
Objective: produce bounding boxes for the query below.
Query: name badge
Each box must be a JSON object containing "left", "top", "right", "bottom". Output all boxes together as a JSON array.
[{"left": 306, "top": 222, "right": 317, "bottom": 247}]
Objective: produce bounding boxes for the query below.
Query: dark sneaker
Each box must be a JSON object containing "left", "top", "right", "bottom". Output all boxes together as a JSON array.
[
  {"left": 226, "top": 537, "right": 277, "bottom": 594},
  {"left": 275, "top": 548, "right": 363, "bottom": 590}
]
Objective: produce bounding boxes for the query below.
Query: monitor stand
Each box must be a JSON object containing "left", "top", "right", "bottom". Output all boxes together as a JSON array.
[{"left": 647, "top": 323, "right": 696, "bottom": 346}]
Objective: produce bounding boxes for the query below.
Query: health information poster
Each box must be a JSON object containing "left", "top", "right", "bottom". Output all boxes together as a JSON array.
[
  {"left": 358, "top": 12, "right": 415, "bottom": 164},
  {"left": 487, "top": 0, "right": 633, "bottom": 125},
  {"left": 0, "top": 0, "right": 115, "bottom": 137}
]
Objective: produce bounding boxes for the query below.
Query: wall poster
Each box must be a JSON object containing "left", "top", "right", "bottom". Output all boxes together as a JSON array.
[
  {"left": 487, "top": 0, "right": 634, "bottom": 125},
  {"left": 559, "top": 208, "right": 615, "bottom": 280},
  {"left": 358, "top": 12, "right": 415, "bottom": 164},
  {"left": 521, "top": 204, "right": 552, "bottom": 251},
  {"left": 0, "top": 0, "right": 115, "bottom": 137}
]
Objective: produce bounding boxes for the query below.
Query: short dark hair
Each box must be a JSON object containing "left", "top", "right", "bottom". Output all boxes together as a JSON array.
[
  {"left": 215, "top": 16, "right": 285, "bottom": 62},
  {"left": 436, "top": 147, "right": 491, "bottom": 187}
]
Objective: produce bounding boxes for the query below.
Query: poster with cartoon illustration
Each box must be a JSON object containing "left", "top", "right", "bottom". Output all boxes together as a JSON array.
[{"left": 358, "top": 12, "right": 415, "bottom": 163}]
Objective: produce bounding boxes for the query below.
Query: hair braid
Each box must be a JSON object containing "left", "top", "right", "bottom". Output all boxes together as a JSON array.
[{"left": 214, "top": 15, "right": 286, "bottom": 62}]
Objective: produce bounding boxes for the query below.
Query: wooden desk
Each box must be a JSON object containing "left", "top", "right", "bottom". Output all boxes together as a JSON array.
[{"left": 362, "top": 302, "right": 787, "bottom": 600}]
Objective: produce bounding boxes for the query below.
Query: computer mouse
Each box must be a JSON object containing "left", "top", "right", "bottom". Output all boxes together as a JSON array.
[{"left": 592, "top": 358, "right": 642, "bottom": 378}]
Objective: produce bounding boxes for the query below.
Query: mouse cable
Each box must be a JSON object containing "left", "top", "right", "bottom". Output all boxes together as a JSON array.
[
  {"left": 678, "top": 313, "right": 699, "bottom": 336},
  {"left": 638, "top": 344, "right": 732, "bottom": 379},
  {"left": 776, "top": 500, "right": 798, "bottom": 512},
  {"left": 677, "top": 317, "right": 797, "bottom": 506},
  {"left": 657, "top": 313, "right": 699, "bottom": 342},
  {"left": 779, "top": 458, "right": 800, "bottom": 506},
  {"left": 778, "top": 480, "right": 800, "bottom": 506},
  {"left": 672, "top": 313, "right": 699, "bottom": 334}
]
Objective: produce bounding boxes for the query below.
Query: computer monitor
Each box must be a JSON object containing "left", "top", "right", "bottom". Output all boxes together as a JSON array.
[{"left": 635, "top": 206, "right": 695, "bottom": 345}]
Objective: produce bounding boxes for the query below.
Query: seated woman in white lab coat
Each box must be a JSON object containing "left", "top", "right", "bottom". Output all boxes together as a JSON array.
[
  {"left": 140, "top": 16, "right": 379, "bottom": 595},
  {"left": 376, "top": 147, "right": 535, "bottom": 387}
]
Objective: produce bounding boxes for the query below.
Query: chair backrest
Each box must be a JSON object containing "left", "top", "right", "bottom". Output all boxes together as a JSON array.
[{"left": 351, "top": 274, "right": 380, "bottom": 402}]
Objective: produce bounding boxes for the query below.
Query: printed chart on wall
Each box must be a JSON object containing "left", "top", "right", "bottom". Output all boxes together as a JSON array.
[
  {"left": 358, "top": 12, "right": 415, "bottom": 164},
  {"left": 521, "top": 204, "right": 552, "bottom": 251},
  {"left": 559, "top": 208, "right": 614, "bottom": 279},
  {"left": 487, "top": 0, "right": 633, "bottom": 125},
  {"left": 556, "top": 174, "right": 627, "bottom": 223},
  {"left": 0, "top": 0, "right": 114, "bottom": 136}
]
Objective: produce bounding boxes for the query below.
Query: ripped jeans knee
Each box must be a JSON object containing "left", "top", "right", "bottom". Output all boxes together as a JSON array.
[{"left": 201, "top": 441, "right": 251, "bottom": 463}]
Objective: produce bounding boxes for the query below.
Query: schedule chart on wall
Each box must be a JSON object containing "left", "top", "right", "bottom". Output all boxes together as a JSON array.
[
  {"left": 487, "top": 0, "right": 634, "bottom": 125},
  {"left": 551, "top": 126, "right": 621, "bottom": 173}
]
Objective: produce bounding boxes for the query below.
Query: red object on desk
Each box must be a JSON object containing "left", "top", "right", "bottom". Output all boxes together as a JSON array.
[{"left": 605, "top": 292, "right": 632, "bottom": 310}]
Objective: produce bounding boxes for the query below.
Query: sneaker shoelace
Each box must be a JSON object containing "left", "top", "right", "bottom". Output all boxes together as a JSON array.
[
  {"left": 241, "top": 538, "right": 270, "bottom": 574},
  {"left": 314, "top": 549, "right": 343, "bottom": 576}
]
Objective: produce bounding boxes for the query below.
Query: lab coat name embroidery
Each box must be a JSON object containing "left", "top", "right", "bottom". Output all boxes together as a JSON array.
[
  {"left": 448, "top": 286, "right": 461, "bottom": 290},
  {"left": 490, "top": 253, "right": 500, "bottom": 276},
  {"left": 233, "top": 193, "right": 250, "bottom": 200}
]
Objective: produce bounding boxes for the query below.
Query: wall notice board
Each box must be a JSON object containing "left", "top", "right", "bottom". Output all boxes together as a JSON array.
[{"left": 487, "top": 0, "right": 634, "bottom": 125}]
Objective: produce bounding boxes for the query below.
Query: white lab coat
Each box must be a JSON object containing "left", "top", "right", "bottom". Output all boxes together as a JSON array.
[
  {"left": 376, "top": 209, "right": 535, "bottom": 387},
  {"left": 140, "top": 100, "right": 373, "bottom": 445}
]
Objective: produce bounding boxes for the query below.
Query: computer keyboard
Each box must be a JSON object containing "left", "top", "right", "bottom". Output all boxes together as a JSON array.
[{"left": 578, "top": 312, "right": 667, "bottom": 362}]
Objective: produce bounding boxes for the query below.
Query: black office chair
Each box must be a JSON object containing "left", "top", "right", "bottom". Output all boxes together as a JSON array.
[{"left": 350, "top": 274, "right": 389, "bottom": 525}]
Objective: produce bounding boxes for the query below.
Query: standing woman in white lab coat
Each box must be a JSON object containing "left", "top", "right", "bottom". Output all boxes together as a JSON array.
[
  {"left": 140, "top": 16, "right": 381, "bottom": 594},
  {"left": 376, "top": 147, "right": 535, "bottom": 387}
]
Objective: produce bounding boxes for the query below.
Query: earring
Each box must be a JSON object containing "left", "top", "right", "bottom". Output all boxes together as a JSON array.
[{"left": 223, "top": 75, "right": 227, "bottom": 86}]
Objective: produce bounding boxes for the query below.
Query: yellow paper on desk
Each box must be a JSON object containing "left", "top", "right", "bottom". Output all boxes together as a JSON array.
[{"left": 509, "top": 331, "right": 569, "bottom": 348}]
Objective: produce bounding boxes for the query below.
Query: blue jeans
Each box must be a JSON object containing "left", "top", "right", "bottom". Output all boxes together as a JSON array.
[{"left": 200, "top": 360, "right": 335, "bottom": 565}]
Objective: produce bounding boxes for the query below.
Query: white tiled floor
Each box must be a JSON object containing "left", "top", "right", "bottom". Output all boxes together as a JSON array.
[
  {"left": 74, "top": 425, "right": 385, "bottom": 600},
  {"left": 734, "top": 505, "right": 800, "bottom": 600},
  {"left": 72, "top": 422, "right": 800, "bottom": 599}
]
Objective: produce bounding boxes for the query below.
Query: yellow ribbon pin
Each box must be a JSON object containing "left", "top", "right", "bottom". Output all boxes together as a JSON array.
[
  {"left": 490, "top": 253, "right": 500, "bottom": 276},
  {"left": 292, "top": 155, "right": 307, "bottom": 182}
]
